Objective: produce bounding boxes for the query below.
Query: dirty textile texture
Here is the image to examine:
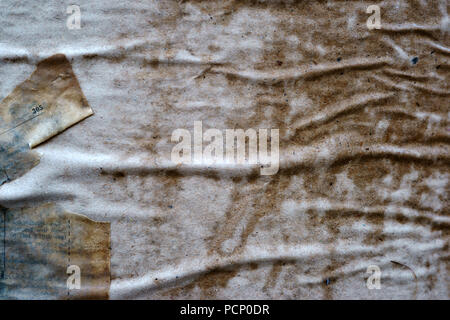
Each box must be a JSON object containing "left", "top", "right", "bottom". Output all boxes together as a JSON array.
[{"left": 0, "top": 0, "right": 448, "bottom": 299}]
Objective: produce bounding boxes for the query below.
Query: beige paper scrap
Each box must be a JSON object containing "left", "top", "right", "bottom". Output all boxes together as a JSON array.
[
  {"left": 0, "top": 203, "right": 110, "bottom": 299},
  {"left": 0, "top": 54, "right": 93, "bottom": 186}
]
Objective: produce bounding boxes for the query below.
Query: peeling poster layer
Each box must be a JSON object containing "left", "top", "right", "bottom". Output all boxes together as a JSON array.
[
  {"left": 0, "top": 203, "right": 110, "bottom": 299},
  {"left": 0, "top": 54, "right": 93, "bottom": 186}
]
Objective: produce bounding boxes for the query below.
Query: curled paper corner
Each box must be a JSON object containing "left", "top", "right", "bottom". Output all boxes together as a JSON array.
[
  {"left": 0, "top": 203, "right": 111, "bottom": 300},
  {"left": 0, "top": 54, "right": 93, "bottom": 186}
]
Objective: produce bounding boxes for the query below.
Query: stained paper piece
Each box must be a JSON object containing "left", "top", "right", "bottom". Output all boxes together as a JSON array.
[
  {"left": 0, "top": 54, "right": 93, "bottom": 186},
  {"left": 0, "top": 203, "right": 110, "bottom": 299}
]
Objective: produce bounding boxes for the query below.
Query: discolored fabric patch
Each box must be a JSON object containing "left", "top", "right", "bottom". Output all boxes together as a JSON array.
[
  {"left": 0, "top": 54, "right": 93, "bottom": 186},
  {"left": 0, "top": 203, "right": 110, "bottom": 299}
]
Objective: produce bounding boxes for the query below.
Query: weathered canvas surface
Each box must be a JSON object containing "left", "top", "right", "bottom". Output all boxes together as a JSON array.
[{"left": 0, "top": 0, "right": 448, "bottom": 299}]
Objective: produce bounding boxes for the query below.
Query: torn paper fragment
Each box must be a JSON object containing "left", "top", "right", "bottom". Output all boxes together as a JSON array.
[
  {"left": 0, "top": 134, "right": 40, "bottom": 186},
  {"left": 0, "top": 54, "right": 93, "bottom": 186},
  {"left": 0, "top": 203, "right": 110, "bottom": 299}
]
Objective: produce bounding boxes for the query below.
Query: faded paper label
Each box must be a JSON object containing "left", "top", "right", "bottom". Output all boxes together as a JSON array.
[
  {"left": 0, "top": 203, "right": 110, "bottom": 299},
  {"left": 0, "top": 54, "right": 93, "bottom": 186}
]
